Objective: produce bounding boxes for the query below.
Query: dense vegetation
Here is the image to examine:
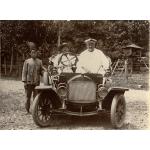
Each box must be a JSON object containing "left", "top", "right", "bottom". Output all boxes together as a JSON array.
[{"left": 0, "top": 20, "right": 149, "bottom": 75}]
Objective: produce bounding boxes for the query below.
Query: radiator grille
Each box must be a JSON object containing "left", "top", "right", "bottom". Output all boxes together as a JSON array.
[{"left": 68, "top": 81, "right": 96, "bottom": 103}]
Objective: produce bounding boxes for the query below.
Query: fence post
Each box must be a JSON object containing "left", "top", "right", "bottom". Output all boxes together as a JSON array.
[{"left": 125, "top": 59, "right": 128, "bottom": 84}]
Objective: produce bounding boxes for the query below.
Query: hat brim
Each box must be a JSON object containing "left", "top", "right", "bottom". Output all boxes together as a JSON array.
[{"left": 84, "top": 38, "right": 97, "bottom": 43}]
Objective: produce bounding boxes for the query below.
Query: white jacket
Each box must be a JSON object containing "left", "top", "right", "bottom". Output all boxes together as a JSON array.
[{"left": 76, "top": 48, "right": 109, "bottom": 75}]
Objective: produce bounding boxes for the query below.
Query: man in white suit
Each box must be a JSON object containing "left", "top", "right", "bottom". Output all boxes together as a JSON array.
[{"left": 76, "top": 38, "right": 110, "bottom": 75}]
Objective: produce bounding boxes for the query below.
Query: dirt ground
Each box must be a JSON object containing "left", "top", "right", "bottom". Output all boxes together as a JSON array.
[{"left": 0, "top": 78, "right": 149, "bottom": 130}]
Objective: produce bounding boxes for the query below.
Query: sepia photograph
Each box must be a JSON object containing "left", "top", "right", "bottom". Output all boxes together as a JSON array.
[{"left": 0, "top": 20, "right": 149, "bottom": 130}]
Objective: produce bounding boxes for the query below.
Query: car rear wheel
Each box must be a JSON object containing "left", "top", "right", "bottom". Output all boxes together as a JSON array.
[
  {"left": 32, "top": 92, "right": 54, "bottom": 127},
  {"left": 110, "top": 94, "right": 126, "bottom": 129}
]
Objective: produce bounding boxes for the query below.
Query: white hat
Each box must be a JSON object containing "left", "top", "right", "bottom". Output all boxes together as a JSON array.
[{"left": 84, "top": 38, "right": 97, "bottom": 43}]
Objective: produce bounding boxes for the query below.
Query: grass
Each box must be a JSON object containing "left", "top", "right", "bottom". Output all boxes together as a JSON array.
[{"left": 111, "top": 72, "right": 149, "bottom": 90}]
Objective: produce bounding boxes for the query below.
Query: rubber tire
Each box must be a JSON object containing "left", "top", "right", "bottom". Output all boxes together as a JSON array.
[
  {"left": 32, "top": 92, "right": 51, "bottom": 127},
  {"left": 43, "top": 71, "right": 49, "bottom": 85},
  {"left": 110, "top": 94, "right": 126, "bottom": 129}
]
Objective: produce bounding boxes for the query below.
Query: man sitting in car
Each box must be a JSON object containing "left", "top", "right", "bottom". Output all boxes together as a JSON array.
[
  {"left": 49, "top": 43, "right": 78, "bottom": 73},
  {"left": 76, "top": 38, "right": 110, "bottom": 76}
]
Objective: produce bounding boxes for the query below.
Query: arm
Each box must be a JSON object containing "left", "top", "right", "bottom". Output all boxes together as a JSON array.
[
  {"left": 40, "top": 60, "right": 47, "bottom": 76},
  {"left": 101, "top": 53, "right": 111, "bottom": 76},
  {"left": 22, "top": 60, "right": 28, "bottom": 82},
  {"left": 96, "top": 51, "right": 110, "bottom": 75},
  {"left": 101, "top": 53, "right": 109, "bottom": 70}
]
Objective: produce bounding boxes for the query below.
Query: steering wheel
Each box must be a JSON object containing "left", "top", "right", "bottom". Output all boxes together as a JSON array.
[{"left": 58, "top": 52, "right": 78, "bottom": 69}]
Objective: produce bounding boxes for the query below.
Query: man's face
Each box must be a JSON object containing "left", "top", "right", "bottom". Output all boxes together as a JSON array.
[
  {"left": 87, "top": 42, "right": 95, "bottom": 52},
  {"left": 31, "top": 50, "right": 37, "bottom": 59},
  {"left": 62, "top": 46, "right": 69, "bottom": 53}
]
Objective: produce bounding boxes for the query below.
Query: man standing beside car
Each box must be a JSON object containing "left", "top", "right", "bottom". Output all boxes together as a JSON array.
[{"left": 22, "top": 42, "right": 45, "bottom": 114}]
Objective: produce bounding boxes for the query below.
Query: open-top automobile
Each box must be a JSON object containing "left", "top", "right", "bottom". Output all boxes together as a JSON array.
[{"left": 32, "top": 52, "right": 128, "bottom": 129}]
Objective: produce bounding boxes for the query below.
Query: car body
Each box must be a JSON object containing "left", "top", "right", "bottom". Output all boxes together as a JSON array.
[{"left": 32, "top": 52, "right": 129, "bottom": 129}]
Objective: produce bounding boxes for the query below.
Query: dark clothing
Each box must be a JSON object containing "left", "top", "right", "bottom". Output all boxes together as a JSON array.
[
  {"left": 24, "top": 84, "right": 37, "bottom": 112},
  {"left": 22, "top": 58, "right": 44, "bottom": 85},
  {"left": 22, "top": 58, "right": 44, "bottom": 112}
]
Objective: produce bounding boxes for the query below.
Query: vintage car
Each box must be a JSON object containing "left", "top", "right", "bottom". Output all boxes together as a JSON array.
[{"left": 32, "top": 52, "right": 128, "bottom": 129}]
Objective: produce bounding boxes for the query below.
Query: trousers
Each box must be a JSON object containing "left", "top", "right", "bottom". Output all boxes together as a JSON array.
[{"left": 24, "top": 84, "right": 37, "bottom": 112}]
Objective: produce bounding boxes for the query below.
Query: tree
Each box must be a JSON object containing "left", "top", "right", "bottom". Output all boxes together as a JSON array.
[{"left": 0, "top": 20, "right": 149, "bottom": 77}]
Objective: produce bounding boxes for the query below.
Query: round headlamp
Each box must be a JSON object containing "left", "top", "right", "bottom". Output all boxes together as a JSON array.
[
  {"left": 57, "top": 85, "right": 67, "bottom": 98},
  {"left": 97, "top": 86, "right": 108, "bottom": 99}
]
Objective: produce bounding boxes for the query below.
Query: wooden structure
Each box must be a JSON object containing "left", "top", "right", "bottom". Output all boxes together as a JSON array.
[
  {"left": 111, "top": 58, "right": 130, "bottom": 81},
  {"left": 111, "top": 43, "right": 149, "bottom": 76},
  {"left": 123, "top": 44, "right": 148, "bottom": 72}
]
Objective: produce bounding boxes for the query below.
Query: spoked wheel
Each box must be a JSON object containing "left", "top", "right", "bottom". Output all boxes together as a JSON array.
[
  {"left": 110, "top": 94, "right": 126, "bottom": 129},
  {"left": 32, "top": 92, "right": 54, "bottom": 127}
]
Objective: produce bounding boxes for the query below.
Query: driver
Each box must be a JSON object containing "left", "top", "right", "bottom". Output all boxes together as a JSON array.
[
  {"left": 76, "top": 38, "right": 110, "bottom": 75},
  {"left": 49, "top": 43, "right": 77, "bottom": 73}
]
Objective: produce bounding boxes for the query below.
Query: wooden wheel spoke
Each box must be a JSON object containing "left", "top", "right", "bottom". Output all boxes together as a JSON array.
[
  {"left": 46, "top": 114, "right": 51, "bottom": 121},
  {"left": 39, "top": 114, "right": 43, "bottom": 120},
  {"left": 40, "top": 101, "right": 44, "bottom": 107},
  {"left": 41, "top": 115, "right": 44, "bottom": 121},
  {"left": 43, "top": 97, "right": 47, "bottom": 104},
  {"left": 116, "top": 104, "right": 124, "bottom": 121},
  {"left": 38, "top": 105, "right": 42, "bottom": 111},
  {"left": 38, "top": 111, "right": 42, "bottom": 117},
  {"left": 46, "top": 99, "right": 50, "bottom": 105},
  {"left": 120, "top": 107, "right": 125, "bottom": 114},
  {"left": 117, "top": 112, "right": 122, "bottom": 122},
  {"left": 32, "top": 93, "right": 54, "bottom": 127},
  {"left": 43, "top": 115, "right": 48, "bottom": 122},
  {"left": 44, "top": 115, "right": 48, "bottom": 121}
]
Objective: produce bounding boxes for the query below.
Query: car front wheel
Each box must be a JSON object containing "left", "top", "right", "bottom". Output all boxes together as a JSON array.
[
  {"left": 110, "top": 94, "right": 126, "bottom": 129},
  {"left": 32, "top": 92, "right": 54, "bottom": 127}
]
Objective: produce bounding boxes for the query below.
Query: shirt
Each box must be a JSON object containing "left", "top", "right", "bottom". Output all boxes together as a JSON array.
[
  {"left": 22, "top": 58, "right": 44, "bottom": 85},
  {"left": 76, "top": 48, "right": 109, "bottom": 75}
]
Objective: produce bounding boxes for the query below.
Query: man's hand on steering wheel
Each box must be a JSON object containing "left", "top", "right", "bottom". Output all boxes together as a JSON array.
[{"left": 58, "top": 52, "right": 78, "bottom": 70}]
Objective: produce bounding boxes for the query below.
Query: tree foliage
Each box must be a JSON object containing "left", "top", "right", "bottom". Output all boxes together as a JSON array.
[{"left": 1, "top": 20, "right": 149, "bottom": 62}]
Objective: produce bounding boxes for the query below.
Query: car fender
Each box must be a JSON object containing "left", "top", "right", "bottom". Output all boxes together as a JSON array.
[
  {"left": 102, "top": 87, "right": 129, "bottom": 110},
  {"left": 108, "top": 87, "right": 129, "bottom": 93},
  {"left": 35, "top": 85, "right": 54, "bottom": 91},
  {"left": 35, "top": 85, "right": 61, "bottom": 108}
]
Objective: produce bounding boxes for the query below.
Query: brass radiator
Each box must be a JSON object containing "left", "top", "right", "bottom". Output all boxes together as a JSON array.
[{"left": 68, "top": 81, "right": 96, "bottom": 103}]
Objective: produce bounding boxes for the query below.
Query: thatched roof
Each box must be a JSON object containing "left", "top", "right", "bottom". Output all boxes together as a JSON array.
[{"left": 124, "top": 44, "right": 143, "bottom": 49}]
